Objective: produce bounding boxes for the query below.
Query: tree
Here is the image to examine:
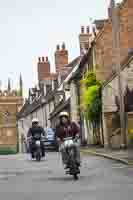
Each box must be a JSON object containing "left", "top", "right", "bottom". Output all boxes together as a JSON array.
[{"left": 80, "top": 72, "right": 102, "bottom": 144}]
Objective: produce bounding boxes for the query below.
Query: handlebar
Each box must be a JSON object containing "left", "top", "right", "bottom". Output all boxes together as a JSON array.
[
  {"left": 57, "top": 135, "right": 79, "bottom": 143},
  {"left": 27, "top": 135, "right": 46, "bottom": 141}
]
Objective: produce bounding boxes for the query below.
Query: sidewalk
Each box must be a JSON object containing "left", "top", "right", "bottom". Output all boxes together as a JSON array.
[{"left": 80, "top": 145, "right": 130, "bottom": 165}]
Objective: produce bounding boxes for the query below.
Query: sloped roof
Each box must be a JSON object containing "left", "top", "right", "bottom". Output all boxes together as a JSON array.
[
  {"left": 59, "top": 56, "right": 81, "bottom": 79},
  {"left": 94, "top": 19, "right": 108, "bottom": 30},
  {"left": 49, "top": 98, "right": 70, "bottom": 119},
  {"left": 102, "top": 53, "right": 133, "bottom": 87},
  {"left": 17, "top": 96, "right": 43, "bottom": 119}
]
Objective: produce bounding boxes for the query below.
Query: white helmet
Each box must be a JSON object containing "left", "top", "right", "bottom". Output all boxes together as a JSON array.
[
  {"left": 32, "top": 118, "right": 39, "bottom": 123},
  {"left": 59, "top": 112, "right": 69, "bottom": 118}
]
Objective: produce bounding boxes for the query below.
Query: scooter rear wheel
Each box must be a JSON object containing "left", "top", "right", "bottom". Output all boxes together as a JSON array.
[{"left": 36, "top": 153, "right": 41, "bottom": 162}]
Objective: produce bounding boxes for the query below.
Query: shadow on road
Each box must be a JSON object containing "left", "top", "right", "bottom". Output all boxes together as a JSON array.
[{"left": 48, "top": 175, "right": 88, "bottom": 182}]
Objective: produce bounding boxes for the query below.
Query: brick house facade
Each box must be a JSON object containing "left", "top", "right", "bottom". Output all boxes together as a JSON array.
[{"left": 95, "top": 0, "right": 132, "bottom": 81}]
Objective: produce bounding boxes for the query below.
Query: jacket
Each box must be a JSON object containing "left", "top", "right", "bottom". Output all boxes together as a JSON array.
[
  {"left": 55, "top": 121, "right": 80, "bottom": 141},
  {"left": 27, "top": 126, "right": 45, "bottom": 138}
]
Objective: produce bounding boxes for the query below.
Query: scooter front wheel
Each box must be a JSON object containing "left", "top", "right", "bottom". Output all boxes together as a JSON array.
[{"left": 73, "top": 173, "right": 78, "bottom": 180}]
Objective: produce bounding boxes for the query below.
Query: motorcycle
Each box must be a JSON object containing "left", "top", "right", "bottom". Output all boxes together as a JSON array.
[
  {"left": 28, "top": 134, "right": 45, "bottom": 162},
  {"left": 63, "top": 137, "right": 80, "bottom": 180}
]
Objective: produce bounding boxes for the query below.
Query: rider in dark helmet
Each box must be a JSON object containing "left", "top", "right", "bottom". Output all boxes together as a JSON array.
[{"left": 27, "top": 118, "right": 45, "bottom": 159}]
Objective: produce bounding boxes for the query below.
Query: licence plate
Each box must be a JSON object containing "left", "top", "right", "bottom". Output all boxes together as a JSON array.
[{"left": 45, "top": 142, "right": 51, "bottom": 145}]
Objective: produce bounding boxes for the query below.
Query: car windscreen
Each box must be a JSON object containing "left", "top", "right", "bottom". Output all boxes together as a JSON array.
[{"left": 45, "top": 129, "right": 55, "bottom": 136}]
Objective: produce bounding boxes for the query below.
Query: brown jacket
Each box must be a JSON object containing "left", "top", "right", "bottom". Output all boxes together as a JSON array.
[{"left": 56, "top": 121, "right": 80, "bottom": 141}]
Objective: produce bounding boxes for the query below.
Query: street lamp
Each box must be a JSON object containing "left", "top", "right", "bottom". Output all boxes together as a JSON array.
[{"left": 110, "top": 0, "right": 126, "bottom": 148}]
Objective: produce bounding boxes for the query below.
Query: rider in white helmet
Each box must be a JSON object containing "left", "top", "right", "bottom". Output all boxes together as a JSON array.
[
  {"left": 32, "top": 118, "right": 39, "bottom": 123},
  {"left": 27, "top": 118, "right": 46, "bottom": 159},
  {"left": 55, "top": 111, "right": 80, "bottom": 169}
]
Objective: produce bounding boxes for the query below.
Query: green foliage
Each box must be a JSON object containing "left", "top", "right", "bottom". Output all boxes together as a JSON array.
[
  {"left": 80, "top": 72, "right": 102, "bottom": 122},
  {"left": 0, "top": 146, "right": 17, "bottom": 155},
  {"left": 81, "top": 72, "right": 101, "bottom": 88},
  {"left": 87, "top": 96, "right": 102, "bottom": 122},
  {"left": 83, "top": 85, "right": 99, "bottom": 106}
]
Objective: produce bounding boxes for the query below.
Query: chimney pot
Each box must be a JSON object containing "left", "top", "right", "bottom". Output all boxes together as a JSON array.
[
  {"left": 87, "top": 26, "right": 90, "bottom": 34},
  {"left": 108, "top": 7, "right": 112, "bottom": 18},
  {"left": 46, "top": 56, "right": 48, "bottom": 62},
  {"left": 42, "top": 57, "right": 45, "bottom": 62},
  {"left": 92, "top": 26, "right": 96, "bottom": 36},
  {"left": 81, "top": 26, "right": 84, "bottom": 34},
  {"left": 38, "top": 57, "right": 41, "bottom": 63},
  {"left": 62, "top": 43, "right": 65, "bottom": 50},
  {"left": 56, "top": 45, "right": 60, "bottom": 50}
]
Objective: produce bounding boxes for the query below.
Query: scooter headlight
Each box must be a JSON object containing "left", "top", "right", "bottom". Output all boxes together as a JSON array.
[{"left": 36, "top": 140, "right": 41, "bottom": 146}]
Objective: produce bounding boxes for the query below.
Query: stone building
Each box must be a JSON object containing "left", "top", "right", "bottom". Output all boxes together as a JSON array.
[{"left": 0, "top": 83, "right": 23, "bottom": 154}]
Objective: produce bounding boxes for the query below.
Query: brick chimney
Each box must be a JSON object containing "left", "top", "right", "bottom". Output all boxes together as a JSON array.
[
  {"left": 37, "top": 56, "right": 51, "bottom": 82},
  {"left": 55, "top": 43, "right": 68, "bottom": 73},
  {"left": 79, "top": 26, "right": 91, "bottom": 55}
]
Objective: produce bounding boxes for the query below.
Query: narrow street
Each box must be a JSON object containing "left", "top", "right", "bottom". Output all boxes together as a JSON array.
[{"left": 0, "top": 153, "right": 132, "bottom": 200}]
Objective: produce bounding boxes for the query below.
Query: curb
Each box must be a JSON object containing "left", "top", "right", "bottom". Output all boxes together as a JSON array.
[{"left": 80, "top": 149, "right": 128, "bottom": 165}]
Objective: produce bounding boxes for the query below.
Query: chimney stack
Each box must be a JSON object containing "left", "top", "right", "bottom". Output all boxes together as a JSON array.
[
  {"left": 108, "top": 0, "right": 115, "bottom": 19},
  {"left": 79, "top": 26, "right": 90, "bottom": 55},
  {"left": 55, "top": 43, "right": 68, "bottom": 73},
  {"left": 38, "top": 57, "right": 41, "bottom": 63},
  {"left": 37, "top": 56, "right": 51, "bottom": 82}
]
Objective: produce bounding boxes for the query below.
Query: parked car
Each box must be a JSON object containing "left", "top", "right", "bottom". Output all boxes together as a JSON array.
[{"left": 44, "top": 128, "right": 58, "bottom": 151}]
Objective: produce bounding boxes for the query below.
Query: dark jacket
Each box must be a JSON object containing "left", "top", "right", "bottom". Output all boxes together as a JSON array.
[
  {"left": 27, "top": 126, "right": 45, "bottom": 138},
  {"left": 55, "top": 121, "right": 80, "bottom": 141}
]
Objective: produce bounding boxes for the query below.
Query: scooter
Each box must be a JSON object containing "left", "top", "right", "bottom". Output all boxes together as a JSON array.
[
  {"left": 63, "top": 137, "right": 80, "bottom": 180},
  {"left": 28, "top": 134, "right": 45, "bottom": 162}
]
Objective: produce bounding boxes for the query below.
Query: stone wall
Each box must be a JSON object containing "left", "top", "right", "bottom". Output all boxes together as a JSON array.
[
  {"left": 102, "top": 57, "right": 133, "bottom": 148},
  {"left": 102, "top": 57, "right": 133, "bottom": 113}
]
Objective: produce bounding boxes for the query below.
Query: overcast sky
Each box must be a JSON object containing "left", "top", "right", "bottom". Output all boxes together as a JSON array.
[{"left": 0, "top": 0, "right": 121, "bottom": 95}]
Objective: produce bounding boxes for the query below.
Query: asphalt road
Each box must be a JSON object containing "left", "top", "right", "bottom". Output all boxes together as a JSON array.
[{"left": 0, "top": 152, "right": 132, "bottom": 200}]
